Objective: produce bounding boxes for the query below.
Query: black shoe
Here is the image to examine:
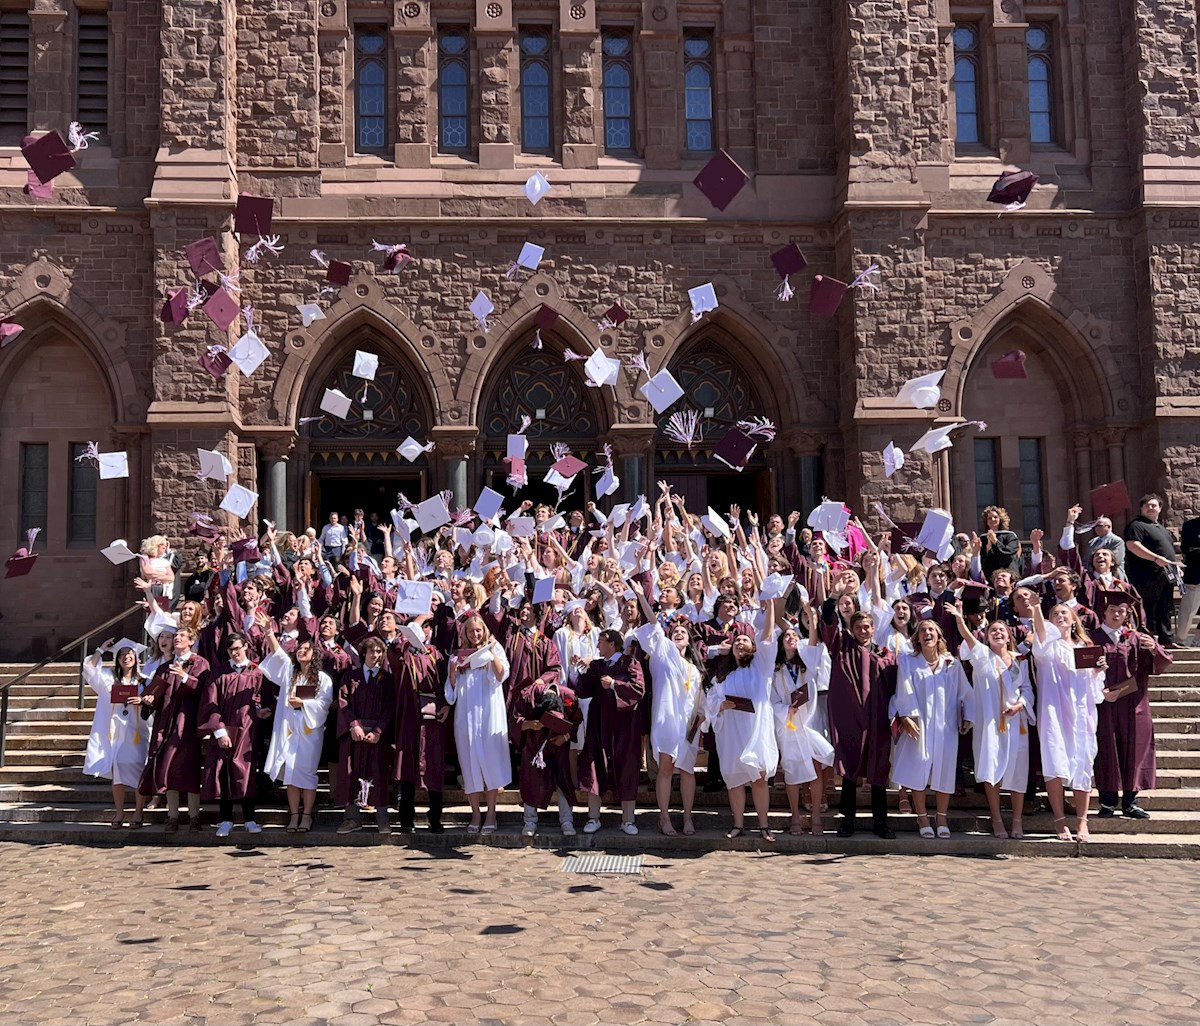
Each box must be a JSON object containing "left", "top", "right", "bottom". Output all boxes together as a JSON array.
[
  {"left": 702, "top": 778, "right": 725, "bottom": 793},
  {"left": 1123, "top": 804, "right": 1151, "bottom": 820},
  {"left": 836, "top": 820, "right": 856, "bottom": 838},
  {"left": 1097, "top": 806, "right": 1116, "bottom": 819},
  {"left": 398, "top": 823, "right": 414, "bottom": 834},
  {"left": 873, "top": 824, "right": 896, "bottom": 840},
  {"left": 427, "top": 822, "right": 445, "bottom": 834}
]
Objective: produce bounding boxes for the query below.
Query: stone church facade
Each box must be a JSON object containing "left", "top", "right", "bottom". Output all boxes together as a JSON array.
[{"left": 0, "top": 0, "right": 1196, "bottom": 658}]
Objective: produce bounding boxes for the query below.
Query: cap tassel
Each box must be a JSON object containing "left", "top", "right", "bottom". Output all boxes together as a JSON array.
[
  {"left": 67, "top": 121, "right": 99, "bottom": 152},
  {"left": 243, "top": 235, "right": 284, "bottom": 264},
  {"left": 663, "top": 409, "right": 702, "bottom": 449},
  {"left": 517, "top": 414, "right": 531, "bottom": 436},
  {"left": 186, "top": 283, "right": 209, "bottom": 313},
  {"left": 531, "top": 328, "right": 543, "bottom": 350},
  {"left": 355, "top": 778, "right": 373, "bottom": 809},
  {"left": 775, "top": 277, "right": 795, "bottom": 303},
  {"left": 218, "top": 271, "right": 241, "bottom": 295},
  {"left": 562, "top": 349, "right": 587, "bottom": 362},
  {"left": 736, "top": 417, "right": 777, "bottom": 443},
  {"left": 297, "top": 416, "right": 324, "bottom": 426},
  {"left": 396, "top": 492, "right": 416, "bottom": 514},
  {"left": 25, "top": 527, "right": 40, "bottom": 552},
  {"left": 505, "top": 261, "right": 519, "bottom": 280},
  {"left": 310, "top": 249, "right": 329, "bottom": 269},
  {"left": 439, "top": 488, "right": 454, "bottom": 511},
  {"left": 532, "top": 740, "right": 547, "bottom": 770},
  {"left": 474, "top": 313, "right": 492, "bottom": 334},
  {"left": 550, "top": 442, "right": 571, "bottom": 462},
  {"left": 75, "top": 441, "right": 100, "bottom": 467},
  {"left": 628, "top": 352, "right": 649, "bottom": 377},
  {"left": 850, "top": 264, "right": 881, "bottom": 296},
  {"left": 598, "top": 316, "right": 616, "bottom": 331}
]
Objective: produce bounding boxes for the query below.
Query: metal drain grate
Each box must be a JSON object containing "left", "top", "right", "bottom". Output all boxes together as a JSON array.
[{"left": 560, "top": 854, "right": 644, "bottom": 875}]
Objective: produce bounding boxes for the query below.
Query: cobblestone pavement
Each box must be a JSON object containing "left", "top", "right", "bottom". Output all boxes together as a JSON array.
[{"left": 2, "top": 845, "right": 1199, "bottom": 1026}]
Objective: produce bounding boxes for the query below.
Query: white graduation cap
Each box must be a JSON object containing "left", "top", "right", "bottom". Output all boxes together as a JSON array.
[
  {"left": 396, "top": 622, "right": 427, "bottom": 651},
  {"left": 916, "top": 508, "right": 956, "bottom": 559},
  {"left": 508, "top": 516, "right": 536, "bottom": 537},
  {"left": 596, "top": 465, "right": 620, "bottom": 498},
  {"left": 320, "top": 388, "right": 353, "bottom": 419},
  {"left": 109, "top": 637, "right": 148, "bottom": 657},
  {"left": 909, "top": 423, "right": 957, "bottom": 455},
  {"left": 617, "top": 542, "right": 641, "bottom": 571},
  {"left": 100, "top": 539, "right": 138, "bottom": 565},
  {"left": 524, "top": 171, "right": 551, "bottom": 205},
  {"left": 506, "top": 434, "right": 528, "bottom": 460},
  {"left": 688, "top": 282, "right": 719, "bottom": 319},
  {"left": 396, "top": 436, "right": 434, "bottom": 462},
  {"left": 492, "top": 528, "right": 514, "bottom": 554},
  {"left": 882, "top": 441, "right": 905, "bottom": 477},
  {"left": 608, "top": 503, "right": 630, "bottom": 528},
  {"left": 630, "top": 495, "right": 649, "bottom": 522},
  {"left": 531, "top": 574, "right": 556, "bottom": 604},
  {"left": 470, "top": 291, "right": 494, "bottom": 325},
  {"left": 229, "top": 330, "right": 270, "bottom": 377},
  {"left": 896, "top": 370, "right": 944, "bottom": 410},
  {"left": 220, "top": 483, "right": 258, "bottom": 520},
  {"left": 467, "top": 647, "right": 496, "bottom": 669},
  {"left": 352, "top": 350, "right": 379, "bottom": 380},
  {"left": 759, "top": 572, "right": 794, "bottom": 601},
  {"left": 473, "top": 524, "right": 496, "bottom": 549},
  {"left": 538, "top": 514, "right": 566, "bottom": 534},
  {"left": 391, "top": 508, "right": 412, "bottom": 539},
  {"left": 639, "top": 368, "right": 685, "bottom": 414},
  {"left": 394, "top": 579, "right": 435, "bottom": 617},
  {"left": 296, "top": 303, "right": 326, "bottom": 328},
  {"left": 473, "top": 486, "right": 504, "bottom": 523},
  {"left": 98, "top": 452, "right": 129, "bottom": 480},
  {"left": 702, "top": 506, "right": 731, "bottom": 539},
  {"left": 505, "top": 563, "right": 527, "bottom": 584},
  {"left": 197, "top": 448, "right": 233, "bottom": 482},
  {"left": 583, "top": 348, "right": 622, "bottom": 388},
  {"left": 515, "top": 242, "right": 545, "bottom": 272},
  {"left": 414, "top": 494, "right": 451, "bottom": 535},
  {"left": 544, "top": 468, "right": 577, "bottom": 492},
  {"left": 807, "top": 501, "right": 850, "bottom": 535},
  {"left": 454, "top": 527, "right": 475, "bottom": 549}
]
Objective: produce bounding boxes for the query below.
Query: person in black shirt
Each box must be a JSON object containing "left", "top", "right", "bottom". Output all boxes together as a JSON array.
[
  {"left": 1123, "top": 493, "right": 1180, "bottom": 647},
  {"left": 1176, "top": 513, "right": 1200, "bottom": 647}
]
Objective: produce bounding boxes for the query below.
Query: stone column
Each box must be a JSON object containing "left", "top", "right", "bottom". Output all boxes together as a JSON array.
[
  {"left": 558, "top": 0, "right": 598, "bottom": 169},
  {"left": 28, "top": 5, "right": 68, "bottom": 132},
  {"left": 430, "top": 426, "right": 479, "bottom": 509},
  {"left": 317, "top": 0, "right": 350, "bottom": 165},
  {"left": 640, "top": 0, "right": 681, "bottom": 167},
  {"left": 1071, "top": 429, "right": 1093, "bottom": 500},
  {"left": 476, "top": 0, "right": 514, "bottom": 168},
  {"left": 393, "top": 2, "right": 433, "bottom": 168},
  {"left": 606, "top": 425, "right": 656, "bottom": 503}
]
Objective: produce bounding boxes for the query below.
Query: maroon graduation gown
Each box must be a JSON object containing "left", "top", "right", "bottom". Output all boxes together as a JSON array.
[
  {"left": 335, "top": 666, "right": 395, "bottom": 806},
  {"left": 1090, "top": 627, "right": 1157, "bottom": 793},
  {"left": 576, "top": 654, "right": 645, "bottom": 802},
  {"left": 510, "top": 681, "right": 582, "bottom": 809},
  {"left": 388, "top": 640, "right": 448, "bottom": 790},
  {"left": 486, "top": 614, "right": 563, "bottom": 708},
  {"left": 198, "top": 663, "right": 268, "bottom": 801},
  {"left": 138, "top": 654, "right": 210, "bottom": 796},
  {"left": 821, "top": 623, "right": 890, "bottom": 782}
]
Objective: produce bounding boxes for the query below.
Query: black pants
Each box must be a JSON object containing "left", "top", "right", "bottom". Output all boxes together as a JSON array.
[
  {"left": 396, "top": 780, "right": 444, "bottom": 829},
  {"left": 1134, "top": 571, "right": 1174, "bottom": 643},
  {"left": 1099, "top": 790, "right": 1138, "bottom": 810},
  {"left": 217, "top": 759, "right": 255, "bottom": 822},
  {"left": 839, "top": 777, "right": 888, "bottom": 828}
]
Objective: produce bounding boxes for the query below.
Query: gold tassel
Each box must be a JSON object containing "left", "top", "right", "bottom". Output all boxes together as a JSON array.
[
  {"left": 133, "top": 729, "right": 141, "bottom": 745},
  {"left": 303, "top": 725, "right": 313, "bottom": 735}
]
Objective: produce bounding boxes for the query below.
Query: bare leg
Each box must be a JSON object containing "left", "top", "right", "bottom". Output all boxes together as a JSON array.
[
  {"left": 984, "top": 782, "right": 1007, "bottom": 837},
  {"left": 786, "top": 782, "right": 803, "bottom": 834},
  {"left": 810, "top": 766, "right": 826, "bottom": 834},
  {"left": 935, "top": 791, "right": 951, "bottom": 837},
  {"left": 286, "top": 784, "right": 301, "bottom": 817},
  {"left": 1073, "top": 788, "right": 1091, "bottom": 841},
  {"left": 751, "top": 778, "right": 773, "bottom": 839},
  {"left": 302, "top": 788, "right": 316, "bottom": 815},
  {"left": 484, "top": 789, "right": 498, "bottom": 829},
  {"left": 467, "top": 792, "right": 482, "bottom": 829},
  {"left": 656, "top": 754, "right": 677, "bottom": 834},
  {"left": 680, "top": 771, "right": 696, "bottom": 834},
  {"left": 728, "top": 784, "right": 746, "bottom": 834},
  {"left": 1009, "top": 791, "right": 1024, "bottom": 838},
  {"left": 1045, "top": 778, "right": 1072, "bottom": 840},
  {"left": 112, "top": 784, "right": 126, "bottom": 824}
]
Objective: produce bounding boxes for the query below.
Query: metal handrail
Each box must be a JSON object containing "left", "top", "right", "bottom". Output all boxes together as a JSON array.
[{"left": 0, "top": 602, "right": 146, "bottom": 769}]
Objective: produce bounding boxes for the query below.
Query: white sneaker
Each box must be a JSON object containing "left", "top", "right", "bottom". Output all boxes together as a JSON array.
[
  {"left": 522, "top": 823, "right": 537, "bottom": 838},
  {"left": 561, "top": 822, "right": 577, "bottom": 836},
  {"left": 621, "top": 822, "right": 639, "bottom": 836},
  {"left": 582, "top": 819, "right": 602, "bottom": 834},
  {"left": 215, "top": 821, "right": 233, "bottom": 838},
  {"left": 244, "top": 821, "right": 262, "bottom": 834}
]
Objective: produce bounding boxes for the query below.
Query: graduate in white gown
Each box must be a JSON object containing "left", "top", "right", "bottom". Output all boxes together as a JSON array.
[
  {"left": 554, "top": 603, "right": 600, "bottom": 755},
  {"left": 445, "top": 614, "right": 511, "bottom": 833},
  {"left": 631, "top": 581, "right": 704, "bottom": 836},
  {"left": 776, "top": 620, "right": 836, "bottom": 835},
  {"left": 1030, "top": 601, "right": 1107, "bottom": 842},
  {"left": 949, "top": 606, "right": 1035, "bottom": 839},
  {"left": 261, "top": 627, "right": 334, "bottom": 833},
  {"left": 892, "top": 620, "right": 973, "bottom": 839},
  {"left": 704, "top": 598, "right": 779, "bottom": 841},
  {"left": 83, "top": 639, "right": 153, "bottom": 828}
]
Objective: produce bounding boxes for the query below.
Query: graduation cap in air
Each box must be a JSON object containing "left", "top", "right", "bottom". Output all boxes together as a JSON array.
[
  {"left": 185, "top": 238, "right": 224, "bottom": 278},
  {"left": 688, "top": 283, "right": 718, "bottom": 321},
  {"left": 524, "top": 171, "right": 552, "bottom": 205},
  {"left": 21, "top": 131, "right": 77, "bottom": 185},
  {"left": 713, "top": 427, "right": 757, "bottom": 472},
  {"left": 352, "top": 351, "right": 379, "bottom": 380},
  {"left": 0, "top": 320, "right": 24, "bottom": 349},
  {"left": 991, "top": 350, "right": 1028, "bottom": 379},
  {"left": 203, "top": 289, "right": 241, "bottom": 332},
  {"left": 1090, "top": 480, "right": 1132, "bottom": 518},
  {"left": 771, "top": 243, "right": 807, "bottom": 302},
  {"left": 599, "top": 302, "right": 629, "bottom": 330},
  {"left": 220, "top": 483, "right": 258, "bottom": 521},
  {"left": 228, "top": 329, "right": 269, "bottom": 377},
  {"left": 5, "top": 529, "right": 40, "bottom": 579},
  {"left": 231, "top": 538, "right": 262, "bottom": 565},
  {"left": 986, "top": 170, "right": 1038, "bottom": 211},
  {"left": 326, "top": 259, "right": 353, "bottom": 287},
  {"left": 199, "top": 345, "right": 233, "bottom": 379},
  {"left": 234, "top": 194, "right": 274, "bottom": 236},
  {"left": 639, "top": 368, "right": 685, "bottom": 414},
  {"left": 896, "top": 370, "right": 945, "bottom": 410},
  {"left": 809, "top": 274, "right": 849, "bottom": 318},
  {"left": 161, "top": 287, "right": 190, "bottom": 325},
  {"left": 692, "top": 149, "right": 750, "bottom": 211},
  {"left": 882, "top": 441, "right": 905, "bottom": 478}
]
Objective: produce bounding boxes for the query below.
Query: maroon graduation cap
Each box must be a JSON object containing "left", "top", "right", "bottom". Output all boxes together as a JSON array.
[
  {"left": 21, "top": 131, "right": 77, "bottom": 185},
  {"left": 199, "top": 346, "right": 233, "bottom": 379},
  {"left": 809, "top": 274, "right": 849, "bottom": 318},
  {"left": 188, "top": 518, "right": 223, "bottom": 543},
  {"left": 534, "top": 304, "right": 560, "bottom": 330},
  {"left": 185, "top": 237, "right": 224, "bottom": 278},
  {"left": 234, "top": 194, "right": 274, "bottom": 236},
  {"left": 203, "top": 288, "right": 241, "bottom": 332},
  {"left": 692, "top": 149, "right": 750, "bottom": 212},
  {"left": 4, "top": 546, "right": 38, "bottom": 579},
  {"left": 230, "top": 538, "right": 262, "bottom": 565},
  {"left": 986, "top": 170, "right": 1038, "bottom": 208},
  {"left": 991, "top": 350, "right": 1028, "bottom": 379},
  {"left": 713, "top": 427, "right": 757, "bottom": 472},
  {"left": 771, "top": 243, "right": 807, "bottom": 279},
  {"left": 161, "top": 287, "right": 190, "bottom": 325},
  {"left": 551, "top": 454, "right": 588, "bottom": 478},
  {"left": 326, "top": 260, "right": 353, "bottom": 287},
  {"left": 1090, "top": 480, "right": 1132, "bottom": 518}
]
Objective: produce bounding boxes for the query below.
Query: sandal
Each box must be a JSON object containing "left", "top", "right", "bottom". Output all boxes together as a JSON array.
[
  {"left": 110, "top": 812, "right": 125, "bottom": 829},
  {"left": 128, "top": 815, "right": 144, "bottom": 830},
  {"left": 789, "top": 816, "right": 804, "bottom": 837},
  {"left": 759, "top": 828, "right": 775, "bottom": 843},
  {"left": 898, "top": 795, "right": 913, "bottom": 815},
  {"left": 1053, "top": 817, "right": 1073, "bottom": 841},
  {"left": 935, "top": 813, "right": 951, "bottom": 839},
  {"left": 725, "top": 827, "right": 745, "bottom": 839},
  {"left": 286, "top": 814, "right": 300, "bottom": 834},
  {"left": 466, "top": 823, "right": 481, "bottom": 835},
  {"left": 298, "top": 814, "right": 312, "bottom": 833},
  {"left": 481, "top": 823, "right": 497, "bottom": 834},
  {"left": 991, "top": 817, "right": 1009, "bottom": 839},
  {"left": 916, "top": 814, "right": 934, "bottom": 839}
]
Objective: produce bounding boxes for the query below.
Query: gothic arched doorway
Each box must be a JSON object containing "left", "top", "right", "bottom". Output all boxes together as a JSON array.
[
  {"left": 477, "top": 331, "right": 608, "bottom": 509},
  {"left": 654, "top": 332, "right": 776, "bottom": 514},
  {"left": 296, "top": 328, "right": 436, "bottom": 534}
]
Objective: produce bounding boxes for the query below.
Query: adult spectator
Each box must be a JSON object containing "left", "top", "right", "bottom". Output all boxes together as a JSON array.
[
  {"left": 1176, "top": 511, "right": 1200, "bottom": 647},
  {"left": 318, "top": 512, "right": 348, "bottom": 565},
  {"left": 1123, "top": 493, "right": 1179, "bottom": 647}
]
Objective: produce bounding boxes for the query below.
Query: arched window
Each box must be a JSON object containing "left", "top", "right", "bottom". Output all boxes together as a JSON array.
[
  {"left": 354, "top": 27, "right": 388, "bottom": 154},
  {"left": 601, "top": 31, "right": 633, "bottom": 153},
  {"left": 438, "top": 28, "right": 470, "bottom": 154},
  {"left": 952, "top": 24, "right": 981, "bottom": 146},
  {"left": 683, "top": 32, "right": 715, "bottom": 152},
  {"left": 1027, "top": 25, "right": 1055, "bottom": 144},
  {"left": 519, "top": 29, "right": 552, "bottom": 154}
]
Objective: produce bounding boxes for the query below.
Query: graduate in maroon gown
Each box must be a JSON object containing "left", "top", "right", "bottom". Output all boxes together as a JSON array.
[
  {"left": 314, "top": 613, "right": 355, "bottom": 795},
  {"left": 138, "top": 626, "right": 210, "bottom": 833},
  {"left": 1090, "top": 597, "right": 1158, "bottom": 819},
  {"left": 511, "top": 679, "right": 583, "bottom": 837},
  {"left": 388, "top": 619, "right": 448, "bottom": 833},
  {"left": 483, "top": 596, "right": 563, "bottom": 708},
  {"left": 576, "top": 629, "right": 646, "bottom": 835},
  {"left": 198, "top": 632, "right": 273, "bottom": 836},
  {"left": 335, "top": 636, "right": 396, "bottom": 834}
]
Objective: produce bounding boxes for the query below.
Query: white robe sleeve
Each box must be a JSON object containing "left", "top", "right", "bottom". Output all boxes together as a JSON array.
[
  {"left": 894, "top": 656, "right": 919, "bottom": 719},
  {"left": 83, "top": 655, "right": 107, "bottom": 696},
  {"left": 260, "top": 648, "right": 294, "bottom": 690}
]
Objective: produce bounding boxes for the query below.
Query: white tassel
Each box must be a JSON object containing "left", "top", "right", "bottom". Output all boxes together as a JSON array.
[
  {"left": 663, "top": 410, "right": 702, "bottom": 448},
  {"left": 356, "top": 778, "right": 373, "bottom": 809},
  {"left": 531, "top": 328, "right": 543, "bottom": 350},
  {"left": 505, "top": 261, "right": 519, "bottom": 280},
  {"left": 775, "top": 277, "right": 795, "bottom": 302},
  {"left": 532, "top": 741, "right": 547, "bottom": 770},
  {"left": 850, "top": 264, "right": 881, "bottom": 295},
  {"left": 244, "top": 235, "right": 284, "bottom": 263},
  {"left": 68, "top": 121, "right": 99, "bottom": 152},
  {"left": 310, "top": 249, "right": 329, "bottom": 268}
]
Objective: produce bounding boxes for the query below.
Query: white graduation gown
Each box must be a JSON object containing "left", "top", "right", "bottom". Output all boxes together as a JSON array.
[
  {"left": 703, "top": 636, "right": 779, "bottom": 788},
  {"left": 771, "top": 645, "right": 836, "bottom": 785},
  {"left": 891, "top": 652, "right": 973, "bottom": 794},
  {"left": 1031, "top": 623, "right": 1105, "bottom": 792},
  {"left": 958, "top": 639, "right": 1035, "bottom": 792},
  {"left": 445, "top": 646, "right": 511, "bottom": 793},
  {"left": 261, "top": 649, "right": 334, "bottom": 790},
  {"left": 633, "top": 622, "right": 702, "bottom": 772},
  {"left": 83, "top": 659, "right": 152, "bottom": 787},
  {"left": 554, "top": 624, "right": 600, "bottom": 751}
]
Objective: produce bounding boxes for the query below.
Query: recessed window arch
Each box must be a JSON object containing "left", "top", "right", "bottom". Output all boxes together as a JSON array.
[
  {"left": 438, "top": 27, "right": 471, "bottom": 154},
  {"left": 519, "top": 28, "right": 553, "bottom": 154},
  {"left": 683, "top": 31, "right": 715, "bottom": 153},
  {"left": 952, "top": 23, "right": 982, "bottom": 146},
  {"left": 1027, "top": 24, "right": 1055, "bottom": 144},
  {"left": 354, "top": 26, "right": 388, "bottom": 154},
  {"left": 601, "top": 30, "right": 634, "bottom": 153}
]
